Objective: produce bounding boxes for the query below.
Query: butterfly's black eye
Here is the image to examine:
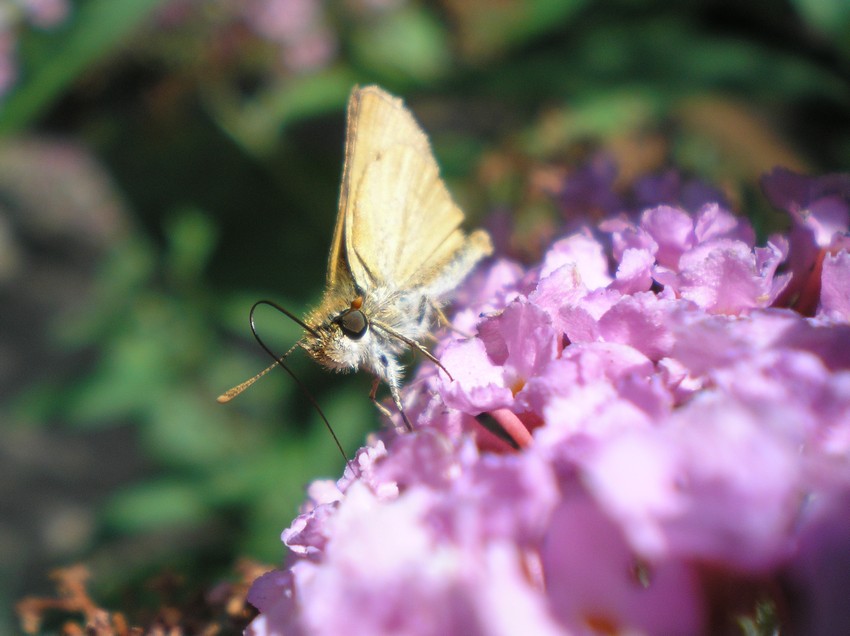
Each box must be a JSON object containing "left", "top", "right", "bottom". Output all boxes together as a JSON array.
[{"left": 338, "top": 309, "right": 368, "bottom": 340}]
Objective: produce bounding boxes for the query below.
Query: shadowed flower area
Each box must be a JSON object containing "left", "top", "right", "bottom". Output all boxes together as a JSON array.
[{"left": 247, "top": 166, "right": 850, "bottom": 635}]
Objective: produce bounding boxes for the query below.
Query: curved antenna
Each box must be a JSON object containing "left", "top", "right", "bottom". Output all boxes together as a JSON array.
[
  {"left": 217, "top": 299, "right": 320, "bottom": 405},
  {"left": 216, "top": 347, "right": 298, "bottom": 404},
  {"left": 247, "top": 300, "right": 353, "bottom": 471},
  {"left": 251, "top": 299, "right": 319, "bottom": 337}
]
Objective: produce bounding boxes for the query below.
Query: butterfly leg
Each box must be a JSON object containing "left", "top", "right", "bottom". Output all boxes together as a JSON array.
[
  {"left": 432, "top": 302, "right": 473, "bottom": 339},
  {"left": 433, "top": 303, "right": 452, "bottom": 328},
  {"left": 369, "top": 376, "right": 413, "bottom": 432}
]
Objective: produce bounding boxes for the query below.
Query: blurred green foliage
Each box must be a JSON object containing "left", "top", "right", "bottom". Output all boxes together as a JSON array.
[{"left": 2, "top": 0, "right": 848, "bottom": 631}]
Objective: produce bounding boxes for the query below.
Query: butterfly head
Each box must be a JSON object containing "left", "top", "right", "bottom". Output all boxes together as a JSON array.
[{"left": 302, "top": 296, "right": 372, "bottom": 373}]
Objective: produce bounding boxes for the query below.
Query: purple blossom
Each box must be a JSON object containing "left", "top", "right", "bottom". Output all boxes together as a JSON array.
[
  {"left": 20, "top": 0, "right": 68, "bottom": 27},
  {"left": 761, "top": 167, "right": 850, "bottom": 315},
  {"left": 633, "top": 168, "right": 729, "bottom": 212},
  {"left": 558, "top": 155, "right": 622, "bottom": 222},
  {"left": 542, "top": 495, "right": 705, "bottom": 634},
  {"left": 819, "top": 250, "right": 850, "bottom": 322},
  {"left": 248, "top": 167, "right": 850, "bottom": 635},
  {"left": 440, "top": 300, "right": 559, "bottom": 415},
  {"left": 154, "top": 0, "right": 412, "bottom": 75},
  {"left": 242, "top": 0, "right": 336, "bottom": 72}
]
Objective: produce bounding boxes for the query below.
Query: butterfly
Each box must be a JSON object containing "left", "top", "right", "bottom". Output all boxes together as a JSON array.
[{"left": 220, "top": 85, "right": 492, "bottom": 430}]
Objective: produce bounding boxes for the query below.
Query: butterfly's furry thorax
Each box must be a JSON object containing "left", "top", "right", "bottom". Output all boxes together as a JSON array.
[{"left": 301, "top": 283, "right": 436, "bottom": 385}]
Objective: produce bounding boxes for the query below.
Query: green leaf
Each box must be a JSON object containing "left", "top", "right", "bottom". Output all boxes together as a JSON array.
[
  {"left": 791, "top": 0, "right": 850, "bottom": 61},
  {"left": 452, "top": 0, "right": 588, "bottom": 61},
  {"left": 350, "top": 6, "right": 450, "bottom": 84},
  {"left": 207, "top": 67, "right": 356, "bottom": 156},
  {"left": 0, "top": 0, "right": 170, "bottom": 134},
  {"left": 791, "top": 0, "right": 850, "bottom": 38},
  {"left": 143, "top": 390, "right": 251, "bottom": 468},
  {"left": 103, "top": 479, "right": 208, "bottom": 532},
  {"left": 164, "top": 208, "right": 218, "bottom": 286}
]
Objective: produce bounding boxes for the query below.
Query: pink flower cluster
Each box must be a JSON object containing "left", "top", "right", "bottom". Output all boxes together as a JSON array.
[
  {"left": 248, "top": 167, "right": 850, "bottom": 635},
  {"left": 240, "top": 0, "right": 336, "bottom": 73},
  {"left": 157, "top": 0, "right": 406, "bottom": 75},
  {"left": 155, "top": 0, "right": 337, "bottom": 73}
]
